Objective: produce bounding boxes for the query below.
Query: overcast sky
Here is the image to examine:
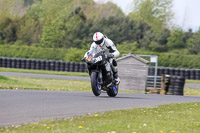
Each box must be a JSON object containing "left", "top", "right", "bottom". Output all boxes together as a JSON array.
[{"left": 95, "top": 0, "right": 200, "bottom": 31}]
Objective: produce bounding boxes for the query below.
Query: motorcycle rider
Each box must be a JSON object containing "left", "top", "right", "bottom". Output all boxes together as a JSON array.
[{"left": 84, "top": 32, "right": 120, "bottom": 84}]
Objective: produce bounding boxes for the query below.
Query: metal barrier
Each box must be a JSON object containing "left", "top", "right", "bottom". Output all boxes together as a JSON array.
[{"left": 146, "top": 76, "right": 161, "bottom": 88}]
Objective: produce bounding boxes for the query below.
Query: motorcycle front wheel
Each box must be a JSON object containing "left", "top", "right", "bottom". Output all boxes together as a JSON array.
[{"left": 91, "top": 72, "right": 101, "bottom": 96}]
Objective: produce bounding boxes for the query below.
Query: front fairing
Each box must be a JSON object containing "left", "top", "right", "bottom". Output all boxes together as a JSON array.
[{"left": 85, "top": 47, "right": 105, "bottom": 65}]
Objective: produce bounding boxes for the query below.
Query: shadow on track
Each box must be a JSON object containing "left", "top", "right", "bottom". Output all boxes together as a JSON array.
[{"left": 87, "top": 95, "right": 148, "bottom": 100}]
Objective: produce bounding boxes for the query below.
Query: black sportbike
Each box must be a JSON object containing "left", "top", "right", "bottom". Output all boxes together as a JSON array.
[{"left": 82, "top": 47, "right": 119, "bottom": 97}]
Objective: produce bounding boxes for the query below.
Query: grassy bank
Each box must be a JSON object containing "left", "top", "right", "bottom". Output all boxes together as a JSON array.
[
  {"left": 184, "top": 87, "right": 200, "bottom": 96},
  {"left": 0, "top": 75, "right": 200, "bottom": 96},
  {"left": 0, "top": 75, "right": 143, "bottom": 93},
  {"left": 186, "top": 80, "right": 200, "bottom": 84},
  {"left": 0, "top": 75, "right": 90, "bottom": 92},
  {"left": 1, "top": 102, "right": 200, "bottom": 133},
  {"left": 0, "top": 67, "right": 89, "bottom": 77}
]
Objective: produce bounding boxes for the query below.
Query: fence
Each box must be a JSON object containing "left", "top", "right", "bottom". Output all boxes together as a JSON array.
[
  {"left": 146, "top": 76, "right": 161, "bottom": 88},
  {"left": 0, "top": 57, "right": 88, "bottom": 73}
]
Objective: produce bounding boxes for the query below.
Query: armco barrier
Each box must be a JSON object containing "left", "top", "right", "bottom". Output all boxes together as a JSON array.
[{"left": 0, "top": 57, "right": 88, "bottom": 73}]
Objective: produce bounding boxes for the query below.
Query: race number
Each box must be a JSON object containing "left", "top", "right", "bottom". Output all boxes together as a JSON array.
[{"left": 95, "top": 56, "right": 102, "bottom": 63}]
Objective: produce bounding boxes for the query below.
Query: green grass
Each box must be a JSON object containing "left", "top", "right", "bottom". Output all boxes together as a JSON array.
[
  {"left": 0, "top": 75, "right": 91, "bottom": 92},
  {"left": 184, "top": 87, "right": 200, "bottom": 96},
  {"left": 0, "top": 75, "right": 199, "bottom": 95},
  {"left": 186, "top": 80, "right": 200, "bottom": 84},
  {"left": 1, "top": 102, "right": 200, "bottom": 133},
  {"left": 0, "top": 75, "right": 143, "bottom": 93},
  {"left": 0, "top": 67, "right": 89, "bottom": 77}
]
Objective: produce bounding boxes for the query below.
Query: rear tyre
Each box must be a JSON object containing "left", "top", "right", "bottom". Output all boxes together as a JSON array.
[
  {"left": 91, "top": 72, "right": 101, "bottom": 96},
  {"left": 107, "top": 84, "right": 118, "bottom": 97}
]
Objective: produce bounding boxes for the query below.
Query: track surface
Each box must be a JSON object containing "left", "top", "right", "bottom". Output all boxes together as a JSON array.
[
  {"left": 0, "top": 72, "right": 200, "bottom": 127},
  {"left": 0, "top": 89, "right": 200, "bottom": 127}
]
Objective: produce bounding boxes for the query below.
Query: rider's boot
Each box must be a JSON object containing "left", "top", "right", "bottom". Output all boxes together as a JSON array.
[
  {"left": 110, "top": 59, "right": 120, "bottom": 85},
  {"left": 112, "top": 65, "right": 120, "bottom": 85},
  {"left": 113, "top": 72, "right": 120, "bottom": 85}
]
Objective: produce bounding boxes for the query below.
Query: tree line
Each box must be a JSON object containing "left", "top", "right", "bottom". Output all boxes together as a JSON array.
[{"left": 0, "top": 0, "right": 200, "bottom": 55}]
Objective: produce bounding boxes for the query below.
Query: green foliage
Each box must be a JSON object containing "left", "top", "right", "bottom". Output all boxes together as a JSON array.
[
  {"left": 77, "top": 0, "right": 124, "bottom": 22},
  {"left": 149, "top": 41, "right": 166, "bottom": 52},
  {"left": 149, "top": 28, "right": 170, "bottom": 52},
  {"left": 0, "top": 17, "right": 18, "bottom": 43},
  {"left": 24, "top": 0, "right": 35, "bottom": 6},
  {"left": 167, "top": 29, "right": 185, "bottom": 49},
  {"left": 0, "top": 0, "right": 200, "bottom": 69},
  {"left": 0, "top": 45, "right": 67, "bottom": 60},
  {"left": 0, "top": 75, "right": 9, "bottom": 81},
  {"left": 130, "top": 0, "right": 173, "bottom": 32},
  {"left": 40, "top": 17, "right": 66, "bottom": 47},
  {"left": 187, "top": 29, "right": 200, "bottom": 55},
  {"left": 118, "top": 44, "right": 200, "bottom": 69},
  {"left": 65, "top": 48, "right": 87, "bottom": 62},
  {"left": 117, "top": 42, "right": 138, "bottom": 55},
  {"left": 13, "top": 40, "right": 28, "bottom": 46}
]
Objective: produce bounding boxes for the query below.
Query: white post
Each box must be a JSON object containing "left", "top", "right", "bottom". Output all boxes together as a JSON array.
[{"left": 150, "top": 56, "right": 158, "bottom": 90}]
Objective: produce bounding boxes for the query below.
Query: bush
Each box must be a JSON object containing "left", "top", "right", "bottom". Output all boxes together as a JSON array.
[
  {"left": 64, "top": 48, "right": 87, "bottom": 62},
  {"left": 0, "top": 45, "right": 67, "bottom": 60},
  {"left": 118, "top": 44, "right": 200, "bottom": 69}
]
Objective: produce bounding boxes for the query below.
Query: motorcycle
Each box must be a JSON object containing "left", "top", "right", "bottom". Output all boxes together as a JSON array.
[{"left": 82, "top": 47, "right": 119, "bottom": 97}]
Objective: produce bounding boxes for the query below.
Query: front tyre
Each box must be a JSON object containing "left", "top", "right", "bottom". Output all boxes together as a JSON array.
[
  {"left": 107, "top": 84, "right": 118, "bottom": 97},
  {"left": 91, "top": 72, "right": 101, "bottom": 96}
]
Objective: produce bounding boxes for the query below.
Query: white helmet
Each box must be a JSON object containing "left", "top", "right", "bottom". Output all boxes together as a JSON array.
[{"left": 93, "top": 32, "right": 105, "bottom": 47}]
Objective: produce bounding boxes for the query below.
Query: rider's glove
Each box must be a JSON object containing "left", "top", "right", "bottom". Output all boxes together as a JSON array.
[{"left": 106, "top": 53, "right": 114, "bottom": 58}]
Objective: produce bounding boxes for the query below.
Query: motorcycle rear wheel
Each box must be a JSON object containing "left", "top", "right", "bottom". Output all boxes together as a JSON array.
[
  {"left": 107, "top": 84, "right": 118, "bottom": 97},
  {"left": 91, "top": 72, "right": 101, "bottom": 96}
]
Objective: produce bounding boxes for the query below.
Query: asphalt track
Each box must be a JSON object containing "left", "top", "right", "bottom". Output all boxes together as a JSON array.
[
  {"left": 0, "top": 72, "right": 200, "bottom": 127},
  {"left": 0, "top": 89, "right": 200, "bottom": 127}
]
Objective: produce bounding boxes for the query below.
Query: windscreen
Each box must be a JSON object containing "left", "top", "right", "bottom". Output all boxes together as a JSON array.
[{"left": 88, "top": 47, "right": 103, "bottom": 57}]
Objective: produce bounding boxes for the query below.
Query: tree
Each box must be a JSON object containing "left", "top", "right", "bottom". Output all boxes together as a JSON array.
[
  {"left": 129, "top": 0, "right": 174, "bottom": 32},
  {"left": 149, "top": 28, "right": 170, "bottom": 52},
  {"left": 74, "top": 0, "right": 124, "bottom": 22},
  {"left": 0, "top": 17, "right": 18, "bottom": 43},
  {"left": 90, "top": 16, "right": 140, "bottom": 44},
  {"left": 187, "top": 29, "right": 200, "bottom": 55},
  {"left": 167, "top": 29, "right": 185, "bottom": 49},
  {"left": 183, "top": 28, "right": 193, "bottom": 43}
]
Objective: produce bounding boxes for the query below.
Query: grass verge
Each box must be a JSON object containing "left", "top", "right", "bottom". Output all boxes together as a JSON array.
[
  {"left": 0, "top": 75, "right": 143, "bottom": 93},
  {"left": 0, "top": 67, "right": 89, "bottom": 77},
  {"left": 0, "top": 75, "right": 91, "bottom": 92},
  {"left": 1, "top": 102, "right": 200, "bottom": 133},
  {"left": 0, "top": 75, "right": 199, "bottom": 95},
  {"left": 186, "top": 80, "right": 200, "bottom": 84},
  {"left": 184, "top": 87, "right": 200, "bottom": 96}
]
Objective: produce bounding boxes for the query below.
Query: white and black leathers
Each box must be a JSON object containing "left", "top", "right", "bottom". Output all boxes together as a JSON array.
[
  {"left": 85, "top": 36, "right": 119, "bottom": 58},
  {"left": 85, "top": 36, "right": 120, "bottom": 84}
]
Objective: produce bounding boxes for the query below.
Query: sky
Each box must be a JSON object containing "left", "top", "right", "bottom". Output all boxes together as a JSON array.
[{"left": 95, "top": 0, "right": 200, "bottom": 31}]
